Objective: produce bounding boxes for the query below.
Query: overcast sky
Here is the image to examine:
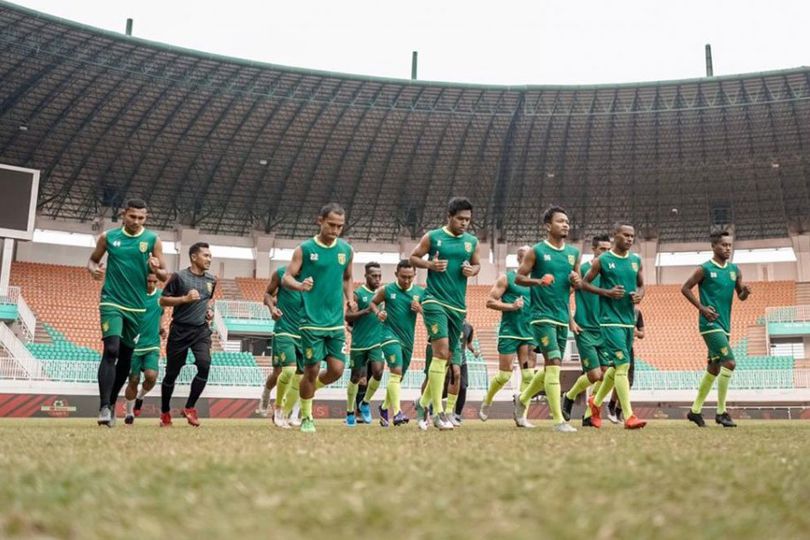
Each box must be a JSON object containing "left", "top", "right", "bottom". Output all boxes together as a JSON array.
[{"left": 9, "top": 0, "right": 810, "bottom": 86}]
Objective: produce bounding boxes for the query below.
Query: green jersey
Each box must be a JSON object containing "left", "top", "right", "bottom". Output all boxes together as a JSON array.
[
  {"left": 274, "top": 266, "right": 303, "bottom": 339},
  {"left": 423, "top": 227, "right": 478, "bottom": 313},
  {"left": 135, "top": 289, "right": 163, "bottom": 351},
  {"left": 598, "top": 250, "right": 641, "bottom": 328},
  {"left": 298, "top": 236, "right": 352, "bottom": 331},
  {"left": 381, "top": 282, "right": 425, "bottom": 348},
  {"left": 499, "top": 271, "right": 532, "bottom": 339},
  {"left": 529, "top": 241, "right": 580, "bottom": 326},
  {"left": 698, "top": 259, "right": 739, "bottom": 335},
  {"left": 100, "top": 227, "right": 159, "bottom": 312},
  {"left": 574, "top": 260, "right": 601, "bottom": 330},
  {"left": 350, "top": 285, "right": 382, "bottom": 350}
]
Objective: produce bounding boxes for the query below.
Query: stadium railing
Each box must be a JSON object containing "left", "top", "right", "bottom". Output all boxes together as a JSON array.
[
  {"left": 0, "top": 286, "right": 36, "bottom": 343},
  {"left": 634, "top": 368, "right": 800, "bottom": 391},
  {"left": 0, "top": 322, "right": 44, "bottom": 378}
]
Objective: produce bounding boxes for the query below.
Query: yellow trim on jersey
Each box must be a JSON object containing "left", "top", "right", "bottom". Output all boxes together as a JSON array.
[
  {"left": 543, "top": 240, "right": 565, "bottom": 251},
  {"left": 709, "top": 259, "right": 728, "bottom": 269},
  {"left": 397, "top": 283, "right": 414, "bottom": 292},
  {"left": 99, "top": 302, "right": 146, "bottom": 313},
  {"left": 380, "top": 338, "right": 401, "bottom": 348},
  {"left": 146, "top": 289, "right": 159, "bottom": 297},
  {"left": 498, "top": 335, "right": 533, "bottom": 341},
  {"left": 530, "top": 318, "right": 567, "bottom": 327},
  {"left": 120, "top": 226, "right": 146, "bottom": 238},
  {"left": 349, "top": 343, "right": 382, "bottom": 352},
  {"left": 312, "top": 236, "right": 337, "bottom": 249},
  {"left": 274, "top": 332, "right": 301, "bottom": 340},
  {"left": 609, "top": 250, "right": 630, "bottom": 259},
  {"left": 422, "top": 298, "right": 467, "bottom": 313},
  {"left": 600, "top": 323, "right": 635, "bottom": 328},
  {"left": 441, "top": 226, "right": 463, "bottom": 238},
  {"left": 700, "top": 328, "right": 731, "bottom": 336},
  {"left": 133, "top": 346, "right": 161, "bottom": 354},
  {"left": 360, "top": 285, "right": 375, "bottom": 294},
  {"left": 299, "top": 325, "right": 345, "bottom": 332}
]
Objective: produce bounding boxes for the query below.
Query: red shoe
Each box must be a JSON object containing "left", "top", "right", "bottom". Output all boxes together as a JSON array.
[
  {"left": 182, "top": 407, "right": 200, "bottom": 427},
  {"left": 624, "top": 415, "right": 647, "bottom": 430},
  {"left": 160, "top": 412, "right": 172, "bottom": 427},
  {"left": 134, "top": 398, "right": 143, "bottom": 417},
  {"left": 588, "top": 396, "right": 602, "bottom": 429}
]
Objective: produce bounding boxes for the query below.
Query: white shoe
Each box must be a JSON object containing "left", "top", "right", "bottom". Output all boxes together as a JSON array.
[
  {"left": 513, "top": 394, "right": 528, "bottom": 427},
  {"left": 523, "top": 419, "right": 536, "bottom": 429},
  {"left": 418, "top": 418, "right": 430, "bottom": 431},
  {"left": 554, "top": 422, "right": 577, "bottom": 433},
  {"left": 607, "top": 410, "right": 620, "bottom": 424},
  {"left": 273, "top": 408, "right": 287, "bottom": 428},
  {"left": 258, "top": 395, "right": 270, "bottom": 417},
  {"left": 434, "top": 412, "right": 455, "bottom": 430},
  {"left": 515, "top": 415, "right": 534, "bottom": 428},
  {"left": 479, "top": 401, "right": 491, "bottom": 421},
  {"left": 449, "top": 414, "right": 462, "bottom": 427}
]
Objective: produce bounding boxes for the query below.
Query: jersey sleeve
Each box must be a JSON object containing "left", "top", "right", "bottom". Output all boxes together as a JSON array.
[{"left": 162, "top": 273, "right": 182, "bottom": 297}]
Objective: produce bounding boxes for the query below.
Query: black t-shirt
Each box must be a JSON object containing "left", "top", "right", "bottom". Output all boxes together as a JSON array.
[{"left": 164, "top": 268, "right": 217, "bottom": 327}]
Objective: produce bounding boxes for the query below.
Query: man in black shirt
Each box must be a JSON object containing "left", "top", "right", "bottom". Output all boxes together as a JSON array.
[{"left": 159, "top": 242, "right": 217, "bottom": 427}]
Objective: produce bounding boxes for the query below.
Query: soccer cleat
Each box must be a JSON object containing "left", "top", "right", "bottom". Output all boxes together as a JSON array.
[
  {"left": 448, "top": 414, "right": 462, "bottom": 427},
  {"left": 415, "top": 400, "right": 426, "bottom": 422},
  {"left": 346, "top": 412, "right": 357, "bottom": 427},
  {"left": 159, "top": 412, "right": 172, "bottom": 427},
  {"left": 582, "top": 416, "right": 595, "bottom": 428},
  {"left": 359, "top": 402, "right": 372, "bottom": 424},
  {"left": 587, "top": 396, "right": 602, "bottom": 429},
  {"left": 434, "top": 412, "right": 454, "bottom": 430},
  {"left": 182, "top": 407, "right": 200, "bottom": 427},
  {"left": 418, "top": 418, "right": 429, "bottom": 431},
  {"left": 715, "top": 412, "right": 737, "bottom": 428},
  {"left": 257, "top": 396, "right": 270, "bottom": 418},
  {"left": 515, "top": 416, "right": 534, "bottom": 428},
  {"left": 393, "top": 411, "right": 408, "bottom": 426},
  {"left": 554, "top": 422, "right": 577, "bottom": 433},
  {"left": 273, "top": 408, "right": 288, "bottom": 428},
  {"left": 97, "top": 406, "right": 112, "bottom": 427},
  {"left": 134, "top": 398, "right": 144, "bottom": 417},
  {"left": 513, "top": 394, "right": 528, "bottom": 427},
  {"left": 624, "top": 415, "right": 647, "bottom": 430},
  {"left": 124, "top": 414, "right": 134, "bottom": 425},
  {"left": 379, "top": 405, "right": 390, "bottom": 427},
  {"left": 300, "top": 417, "right": 316, "bottom": 433},
  {"left": 287, "top": 413, "right": 301, "bottom": 427},
  {"left": 687, "top": 411, "right": 706, "bottom": 427},
  {"left": 561, "top": 395, "right": 574, "bottom": 422},
  {"left": 479, "top": 401, "right": 491, "bottom": 421},
  {"left": 607, "top": 409, "right": 620, "bottom": 425}
]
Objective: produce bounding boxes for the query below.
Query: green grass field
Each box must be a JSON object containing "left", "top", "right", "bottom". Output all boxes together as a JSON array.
[{"left": 0, "top": 418, "right": 807, "bottom": 540}]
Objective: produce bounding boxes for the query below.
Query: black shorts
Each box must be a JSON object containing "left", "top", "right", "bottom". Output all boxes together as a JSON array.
[{"left": 166, "top": 323, "right": 212, "bottom": 370}]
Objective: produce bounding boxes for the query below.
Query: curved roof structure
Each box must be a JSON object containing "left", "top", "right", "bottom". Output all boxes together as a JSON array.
[{"left": 1, "top": 1, "right": 809, "bottom": 242}]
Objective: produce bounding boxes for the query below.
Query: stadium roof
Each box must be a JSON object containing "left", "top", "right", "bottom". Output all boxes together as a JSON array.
[{"left": 2, "top": 1, "right": 810, "bottom": 242}]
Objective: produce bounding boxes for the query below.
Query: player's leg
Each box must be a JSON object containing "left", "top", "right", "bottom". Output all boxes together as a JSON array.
[
  {"left": 346, "top": 351, "right": 366, "bottom": 426},
  {"left": 443, "top": 312, "right": 465, "bottom": 427},
  {"left": 360, "top": 348, "right": 384, "bottom": 423},
  {"left": 454, "top": 360, "right": 468, "bottom": 421},
  {"left": 283, "top": 350, "right": 305, "bottom": 424},
  {"left": 417, "top": 303, "right": 453, "bottom": 430},
  {"left": 97, "top": 307, "right": 124, "bottom": 425},
  {"left": 480, "top": 345, "right": 515, "bottom": 420},
  {"left": 689, "top": 332, "right": 726, "bottom": 427},
  {"left": 713, "top": 335, "right": 737, "bottom": 427},
  {"left": 563, "top": 330, "right": 603, "bottom": 421},
  {"left": 107, "top": 311, "right": 140, "bottom": 424},
  {"left": 382, "top": 343, "right": 404, "bottom": 426},
  {"left": 160, "top": 325, "right": 189, "bottom": 426},
  {"left": 544, "top": 326, "right": 573, "bottom": 431},
  {"left": 607, "top": 328, "right": 644, "bottom": 429},
  {"left": 260, "top": 364, "right": 282, "bottom": 417},
  {"left": 124, "top": 358, "right": 142, "bottom": 425},
  {"left": 182, "top": 328, "right": 212, "bottom": 427}
]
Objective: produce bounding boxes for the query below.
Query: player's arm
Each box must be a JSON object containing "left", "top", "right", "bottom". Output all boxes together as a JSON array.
[
  {"left": 409, "top": 234, "right": 445, "bottom": 272},
  {"left": 371, "top": 286, "right": 388, "bottom": 321},
  {"left": 264, "top": 271, "right": 283, "bottom": 320},
  {"left": 486, "top": 274, "right": 521, "bottom": 312},
  {"left": 159, "top": 273, "right": 198, "bottom": 307},
  {"left": 87, "top": 232, "right": 108, "bottom": 280},
  {"left": 462, "top": 242, "right": 481, "bottom": 278},
  {"left": 281, "top": 247, "right": 313, "bottom": 292},
  {"left": 206, "top": 279, "right": 217, "bottom": 322},
  {"left": 515, "top": 248, "right": 544, "bottom": 287},
  {"left": 578, "top": 257, "right": 624, "bottom": 298},
  {"left": 681, "top": 266, "right": 718, "bottom": 321},
  {"left": 735, "top": 269, "right": 752, "bottom": 301},
  {"left": 630, "top": 259, "right": 645, "bottom": 304},
  {"left": 569, "top": 255, "right": 583, "bottom": 289},
  {"left": 343, "top": 250, "right": 357, "bottom": 312},
  {"left": 345, "top": 290, "right": 372, "bottom": 322},
  {"left": 148, "top": 238, "right": 170, "bottom": 282},
  {"left": 569, "top": 301, "right": 582, "bottom": 335}
]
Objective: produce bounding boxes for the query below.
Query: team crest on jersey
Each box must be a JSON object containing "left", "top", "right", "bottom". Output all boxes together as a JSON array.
[
  {"left": 389, "top": 355, "right": 396, "bottom": 363},
  {"left": 721, "top": 347, "right": 728, "bottom": 355},
  {"left": 338, "top": 253, "right": 347, "bottom": 265},
  {"left": 102, "top": 321, "right": 109, "bottom": 332},
  {"left": 206, "top": 283, "right": 213, "bottom": 293},
  {"left": 615, "top": 351, "right": 624, "bottom": 360},
  {"left": 437, "top": 240, "right": 442, "bottom": 247},
  {"left": 139, "top": 241, "right": 148, "bottom": 253},
  {"left": 305, "top": 348, "right": 313, "bottom": 359},
  {"left": 631, "top": 262, "right": 639, "bottom": 272},
  {"left": 431, "top": 324, "right": 439, "bottom": 335},
  {"left": 730, "top": 271, "right": 737, "bottom": 280},
  {"left": 279, "top": 352, "right": 286, "bottom": 361},
  {"left": 541, "top": 336, "right": 549, "bottom": 346},
  {"left": 362, "top": 296, "right": 368, "bottom": 302},
  {"left": 464, "top": 242, "right": 472, "bottom": 253},
  {"left": 567, "top": 255, "right": 575, "bottom": 266}
]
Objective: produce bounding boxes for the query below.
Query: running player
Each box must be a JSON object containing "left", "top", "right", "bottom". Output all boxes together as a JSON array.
[
  {"left": 282, "top": 203, "right": 355, "bottom": 433},
  {"left": 580, "top": 223, "right": 647, "bottom": 430},
  {"left": 561, "top": 234, "right": 611, "bottom": 424},
  {"left": 479, "top": 245, "right": 535, "bottom": 421},
  {"left": 372, "top": 259, "right": 424, "bottom": 427},
  {"left": 345, "top": 262, "right": 384, "bottom": 426},
  {"left": 87, "top": 198, "right": 168, "bottom": 427},
  {"left": 411, "top": 197, "right": 480, "bottom": 431},
  {"left": 513, "top": 206, "right": 580, "bottom": 432},
  {"left": 124, "top": 272, "right": 165, "bottom": 424},
  {"left": 683, "top": 231, "right": 751, "bottom": 428}
]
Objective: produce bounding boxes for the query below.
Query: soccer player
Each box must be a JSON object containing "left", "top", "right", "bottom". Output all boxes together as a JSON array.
[
  {"left": 448, "top": 320, "right": 479, "bottom": 425},
  {"left": 513, "top": 206, "right": 581, "bottom": 432},
  {"left": 580, "top": 223, "right": 647, "bottom": 430},
  {"left": 259, "top": 265, "right": 304, "bottom": 428},
  {"left": 283, "top": 203, "right": 355, "bottom": 433},
  {"left": 683, "top": 231, "right": 751, "bottom": 428},
  {"left": 411, "top": 197, "right": 480, "bottom": 431},
  {"left": 159, "top": 242, "right": 217, "bottom": 427},
  {"left": 124, "top": 272, "right": 165, "bottom": 424},
  {"left": 561, "top": 234, "right": 611, "bottom": 424},
  {"left": 87, "top": 198, "right": 168, "bottom": 427},
  {"left": 345, "top": 262, "right": 384, "bottom": 426},
  {"left": 372, "top": 259, "right": 424, "bottom": 426},
  {"left": 479, "top": 245, "right": 534, "bottom": 422}
]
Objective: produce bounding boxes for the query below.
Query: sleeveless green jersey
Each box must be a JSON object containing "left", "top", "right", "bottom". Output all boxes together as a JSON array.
[
  {"left": 135, "top": 289, "right": 163, "bottom": 351},
  {"left": 698, "top": 259, "right": 738, "bottom": 335},
  {"left": 100, "top": 227, "right": 159, "bottom": 312},
  {"left": 423, "top": 227, "right": 478, "bottom": 312},
  {"left": 529, "top": 241, "right": 580, "bottom": 326},
  {"left": 598, "top": 250, "right": 641, "bottom": 328},
  {"left": 274, "top": 266, "right": 303, "bottom": 339},
  {"left": 298, "top": 237, "right": 353, "bottom": 331},
  {"left": 574, "top": 260, "right": 601, "bottom": 330},
  {"left": 499, "top": 271, "right": 532, "bottom": 339},
  {"left": 381, "top": 282, "right": 425, "bottom": 348},
  {"left": 350, "top": 285, "right": 382, "bottom": 350}
]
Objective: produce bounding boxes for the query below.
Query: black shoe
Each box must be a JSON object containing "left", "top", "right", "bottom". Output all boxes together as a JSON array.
[
  {"left": 562, "top": 395, "right": 574, "bottom": 422},
  {"left": 582, "top": 416, "right": 594, "bottom": 427},
  {"left": 715, "top": 412, "right": 737, "bottom": 428},
  {"left": 687, "top": 411, "right": 706, "bottom": 427},
  {"left": 134, "top": 398, "right": 144, "bottom": 413},
  {"left": 124, "top": 415, "right": 134, "bottom": 425}
]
